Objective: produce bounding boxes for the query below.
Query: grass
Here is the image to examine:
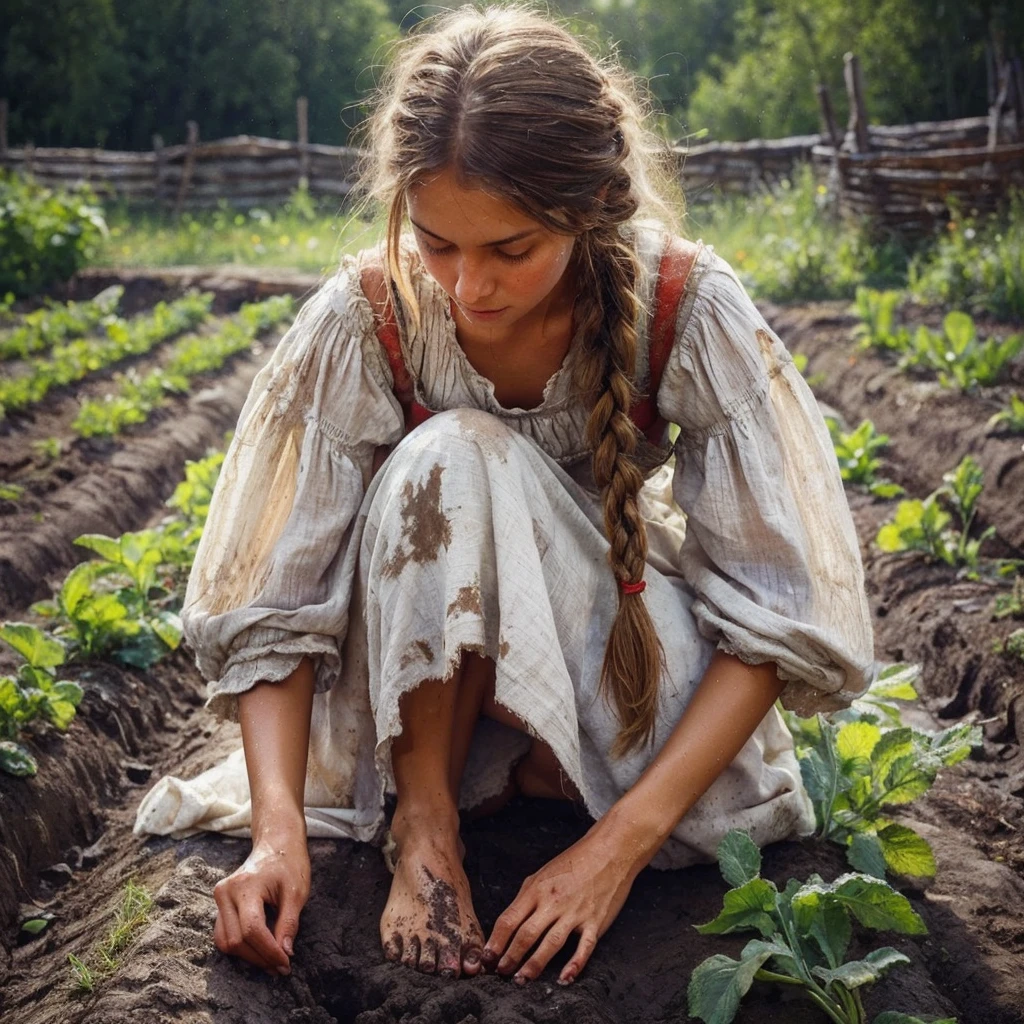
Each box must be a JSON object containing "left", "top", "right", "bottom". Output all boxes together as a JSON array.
[
  {"left": 688, "top": 164, "right": 910, "bottom": 302},
  {"left": 68, "top": 880, "right": 154, "bottom": 992},
  {"left": 92, "top": 187, "right": 381, "bottom": 273}
]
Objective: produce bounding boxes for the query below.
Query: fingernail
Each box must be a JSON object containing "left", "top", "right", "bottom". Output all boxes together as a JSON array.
[
  {"left": 283, "top": 937, "right": 294, "bottom": 956},
  {"left": 513, "top": 972, "right": 527, "bottom": 987},
  {"left": 465, "top": 950, "right": 480, "bottom": 967},
  {"left": 557, "top": 972, "right": 576, "bottom": 986}
]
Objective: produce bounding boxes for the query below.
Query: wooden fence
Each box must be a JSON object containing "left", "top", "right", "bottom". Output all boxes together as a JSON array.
[{"left": 1, "top": 65, "right": 1022, "bottom": 235}]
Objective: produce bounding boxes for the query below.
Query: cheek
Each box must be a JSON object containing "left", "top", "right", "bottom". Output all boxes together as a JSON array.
[{"left": 514, "top": 244, "right": 574, "bottom": 296}]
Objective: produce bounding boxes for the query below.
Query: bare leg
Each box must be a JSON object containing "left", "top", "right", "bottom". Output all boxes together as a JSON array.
[
  {"left": 380, "top": 652, "right": 490, "bottom": 978},
  {"left": 380, "top": 651, "right": 581, "bottom": 978}
]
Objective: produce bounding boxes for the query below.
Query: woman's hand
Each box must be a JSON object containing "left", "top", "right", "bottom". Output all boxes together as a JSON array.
[
  {"left": 481, "top": 816, "right": 641, "bottom": 986},
  {"left": 212, "top": 828, "right": 310, "bottom": 976}
]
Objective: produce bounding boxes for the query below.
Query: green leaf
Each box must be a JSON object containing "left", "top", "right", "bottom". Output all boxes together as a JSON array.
[
  {"left": 870, "top": 664, "right": 920, "bottom": 701},
  {"left": 0, "top": 740, "right": 38, "bottom": 777},
  {"left": 880, "top": 755, "right": 933, "bottom": 806},
  {"left": 716, "top": 829, "right": 762, "bottom": 889},
  {"left": 792, "top": 890, "right": 852, "bottom": 968},
  {"left": 20, "top": 917, "right": 50, "bottom": 936},
  {"left": 0, "top": 623, "right": 65, "bottom": 668},
  {"left": 837, "top": 720, "right": 882, "bottom": 774},
  {"left": 812, "top": 946, "right": 910, "bottom": 989},
  {"left": 74, "top": 533, "right": 123, "bottom": 563},
  {"left": 878, "top": 824, "right": 936, "bottom": 878},
  {"left": 687, "top": 939, "right": 791, "bottom": 1024},
  {"left": 695, "top": 878, "right": 779, "bottom": 938},
  {"left": 847, "top": 831, "right": 889, "bottom": 878},
  {"left": 150, "top": 610, "right": 183, "bottom": 650},
  {"left": 828, "top": 874, "right": 927, "bottom": 934}
]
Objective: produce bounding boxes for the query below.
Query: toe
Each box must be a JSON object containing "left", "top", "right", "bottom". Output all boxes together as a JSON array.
[
  {"left": 438, "top": 942, "right": 461, "bottom": 979},
  {"left": 401, "top": 934, "right": 421, "bottom": 969},
  {"left": 383, "top": 932, "right": 402, "bottom": 962},
  {"left": 418, "top": 937, "right": 439, "bottom": 974}
]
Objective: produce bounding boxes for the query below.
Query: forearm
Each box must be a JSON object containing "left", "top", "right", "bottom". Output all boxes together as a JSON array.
[
  {"left": 238, "top": 655, "right": 316, "bottom": 843},
  {"left": 602, "top": 649, "right": 787, "bottom": 870}
]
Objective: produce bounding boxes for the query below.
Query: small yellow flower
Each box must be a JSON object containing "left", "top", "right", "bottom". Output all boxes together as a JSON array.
[
  {"left": 250, "top": 233, "right": 261, "bottom": 244},
  {"left": 278, "top": 235, "right": 290, "bottom": 247},
  {"left": 816, "top": 184, "right": 827, "bottom": 195}
]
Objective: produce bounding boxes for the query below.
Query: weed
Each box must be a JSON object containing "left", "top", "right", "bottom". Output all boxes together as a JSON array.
[
  {"left": 987, "top": 393, "right": 1024, "bottom": 434},
  {"left": 67, "top": 881, "right": 153, "bottom": 991}
]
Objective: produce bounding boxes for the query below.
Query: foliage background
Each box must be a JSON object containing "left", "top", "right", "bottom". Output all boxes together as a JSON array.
[{"left": 1, "top": 0, "right": 1022, "bottom": 149}]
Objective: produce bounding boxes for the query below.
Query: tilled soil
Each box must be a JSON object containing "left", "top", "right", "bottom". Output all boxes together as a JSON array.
[{"left": 1, "top": 272, "right": 1023, "bottom": 1024}]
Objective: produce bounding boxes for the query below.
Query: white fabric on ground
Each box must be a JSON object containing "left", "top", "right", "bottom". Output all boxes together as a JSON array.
[{"left": 134, "top": 227, "right": 874, "bottom": 868}]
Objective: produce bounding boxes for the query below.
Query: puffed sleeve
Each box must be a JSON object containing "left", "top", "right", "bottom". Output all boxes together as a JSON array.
[
  {"left": 657, "top": 248, "right": 875, "bottom": 714},
  {"left": 181, "top": 256, "right": 405, "bottom": 720}
]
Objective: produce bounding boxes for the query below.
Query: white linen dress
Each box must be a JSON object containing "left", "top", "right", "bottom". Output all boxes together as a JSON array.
[{"left": 134, "top": 225, "right": 875, "bottom": 869}]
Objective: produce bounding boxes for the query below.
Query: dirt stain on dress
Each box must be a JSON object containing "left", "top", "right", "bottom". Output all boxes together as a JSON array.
[
  {"left": 447, "top": 581, "right": 482, "bottom": 618},
  {"left": 399, "top": 639, "right": 435, "bottom": 670},
  {"left": 381, "top": 463, "right": 452, "bottom": 578}
]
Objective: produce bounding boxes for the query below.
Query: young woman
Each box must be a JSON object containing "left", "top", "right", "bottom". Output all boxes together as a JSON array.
[{"left": 136, "top": 4, "right": 874, "bottom": 990}]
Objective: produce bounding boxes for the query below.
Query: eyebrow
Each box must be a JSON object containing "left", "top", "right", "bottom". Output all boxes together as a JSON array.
[{"left": 409, "top": 218, "right": 538, "bottom": 248}]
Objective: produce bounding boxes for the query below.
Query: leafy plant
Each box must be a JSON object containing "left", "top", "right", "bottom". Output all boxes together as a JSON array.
[
  {"left": 826, "top": 417, "right": 904, "bottom": 499},
  {"left": 993, "top": 576, "right": 1024, "bottom": 620},
  {"left": 30, "top": 531, "right": 182, "bottom": 668},
  {"left": 0, "top": 623, "right": 83, "bottom": 777},
  {"left": 909, "top": 192, "right": 1024, "bottom": 321},
  {"left": 0, "top": 286, "right": 123, "bottom": 362},
  {"left": 852, "top": 289, "right": 909, "bottom": 353},
  {"left": 987, "top": 393, "right": 1024, "bottom": 434},
  {"left": 72, "top": 296, "right": 293, "bottom": 438},
  {"left": 687, "top": 829, "right": 942, "bottom": 1024},
  {"left": 793, "top": 707, "right": 978, "bottom": 880},
  {"left": 0, "top": 171, "right": 108, "bottom": 297},
  {"left": 31, "top": 436, "right": 63, "bottom": 462},
  {"left": 0, "top": 291, "right": 212, "bottom": 420},
  {"left": 875, "top": 455, "right": 999, "bottom": 573},
  {"left": 897, "top": 312, "right": 1023, "bottom": 390},
  {"left": 0, "top": 483, "right": 25, "bottom": 502},
  {"left": 68, "top": 952, "right": 94, "bottom": 993},
  {"left": 998, "top": 628, "right": 1024, "bottom": 663}
]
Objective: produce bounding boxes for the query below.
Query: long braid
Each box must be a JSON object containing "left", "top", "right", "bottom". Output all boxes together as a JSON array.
[{"left": 574, "top": 178, "right": 665, "bottom": 758}]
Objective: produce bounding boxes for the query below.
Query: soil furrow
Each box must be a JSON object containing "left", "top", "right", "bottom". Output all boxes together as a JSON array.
[{"left": 764, "top": 301, "right": 1024, "bottom": 554}]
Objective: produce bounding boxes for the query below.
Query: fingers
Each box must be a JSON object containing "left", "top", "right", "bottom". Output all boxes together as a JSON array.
[
  {"left": 514, "top": 920, "right": 573, "bottom": 983},
  {"left": 213, "top": 877, "right": 290, "bottom": 976},
  {"left": 558, "top": 927, "right": 598, "bottom": 986},
  {"left": 272, "top": 886, "right": 306, "bottom": 959},
  {"left": 483, "top": 885, "right": 537, "bottom": 969}
]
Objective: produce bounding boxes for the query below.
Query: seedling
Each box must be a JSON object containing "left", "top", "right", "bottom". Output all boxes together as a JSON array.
[
  {"left": 67, "top": 880, "right": 153, "bottom": 992},
  {"left": 826, "top": 417, "right": 904, "bottom": 499},
  {"left": 852, "top": 288, "right": 909, "bottom": 353},
  {"left": 875, "top": 455, "right": 1000, "bottom": 574},
  {"left": 993, "top": 575, "right": 1024, "bottom": 620},
  {"left": 0, "top": 623, "right": 83, "bottom": 777},
  {"left": 687, "top": 829, "right": 948, "bottom": 1024},
  {"left": 987, "top": 393, "right": 1024, "bottom": 434}
]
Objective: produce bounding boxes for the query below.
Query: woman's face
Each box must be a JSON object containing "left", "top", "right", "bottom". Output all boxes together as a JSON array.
[{"left": 406, "top": 167, "right": 577, "bottom": 340}]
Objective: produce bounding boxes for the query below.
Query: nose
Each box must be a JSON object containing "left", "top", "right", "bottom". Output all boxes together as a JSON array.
[{"left": 454, "top": 256, "right": 495, "bottom": 306}]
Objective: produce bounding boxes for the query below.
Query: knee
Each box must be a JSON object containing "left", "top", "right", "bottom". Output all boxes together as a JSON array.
[{"left": 394, "top": 409, "right": 517, "bottom": 463}]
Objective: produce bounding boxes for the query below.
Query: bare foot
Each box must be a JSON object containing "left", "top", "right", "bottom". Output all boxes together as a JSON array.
[{"left": 380, "top": 814, "right": 485, "bottom": 978}]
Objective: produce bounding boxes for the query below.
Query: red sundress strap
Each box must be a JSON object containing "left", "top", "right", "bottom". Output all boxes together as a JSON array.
[{"left": 630, "top": 236, "right": 701, "bottom": 445}]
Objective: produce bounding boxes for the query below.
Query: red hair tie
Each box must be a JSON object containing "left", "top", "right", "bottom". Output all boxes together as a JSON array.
[{"left": 620, "top": 579, "right": 646, "bottom": 596}]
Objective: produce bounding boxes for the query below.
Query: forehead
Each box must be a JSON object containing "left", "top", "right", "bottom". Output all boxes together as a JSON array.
[{"left": 406, "top": 167, "right": 540, "bottom": 242}]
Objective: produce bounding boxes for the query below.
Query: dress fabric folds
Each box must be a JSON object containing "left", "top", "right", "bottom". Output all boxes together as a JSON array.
[{"left": 134, "top": 226, "right": 875, "bottom": 868}]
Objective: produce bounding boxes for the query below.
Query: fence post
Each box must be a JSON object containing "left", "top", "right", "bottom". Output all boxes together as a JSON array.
[
  {"left": 152, "top": 134, "right": 165, "bottom": 208},
  {"left": 815, "top": 81, "right": 840, "bottom": 148},
  {"left": 174, "top": 120, "right": 199, "bottom": 216},
  {"left": 0, "top": 100, "right": 7, "bottom": 159},
  {"left": 843, "top": 53, "right": 871, "bottom": 153},
  {"left": 297, "top": 96, "right": 310, "bottom": 191}
]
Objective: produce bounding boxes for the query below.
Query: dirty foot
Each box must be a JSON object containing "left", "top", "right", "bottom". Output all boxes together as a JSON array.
[{"left": 380, "top": 813, "right": 485, "bottom": 978}]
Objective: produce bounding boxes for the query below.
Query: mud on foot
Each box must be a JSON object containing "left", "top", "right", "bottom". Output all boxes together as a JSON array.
[{"left": 380, "top": 832, "right": 485, "bottom": 978}]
